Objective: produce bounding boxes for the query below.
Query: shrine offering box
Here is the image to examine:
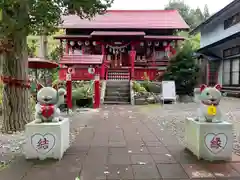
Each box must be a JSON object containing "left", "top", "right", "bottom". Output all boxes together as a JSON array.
[
  {"left": 184, "top": 117, "right": 233, "bottom": 161},
  {"left": 23, "top": 118, "right": 70, "bottom": 160}
]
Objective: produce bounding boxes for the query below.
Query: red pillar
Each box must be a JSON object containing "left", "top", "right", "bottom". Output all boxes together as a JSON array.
[
  {"left": 152, "top": 46, "right": 156, "bottom": 67},
  {"left": 66, "top": 72, "right": 72, "bottom": 109},
  {"left": 93, "top": 74, "right": 100, "bottom": 109},
  {"left": 130, "top": 45, "right": 136, "bottom": 80},
  {"left": 100, "top": 43, "right": 106, "bottom": 80}
]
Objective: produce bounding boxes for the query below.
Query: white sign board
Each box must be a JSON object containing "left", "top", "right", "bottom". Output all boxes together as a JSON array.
[{"left": 161, "top": 81, "right": 176, "bottom": 103}]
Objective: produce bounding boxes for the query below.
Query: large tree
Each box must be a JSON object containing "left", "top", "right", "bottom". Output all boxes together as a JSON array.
[
  {"left": 203, "top": 4, "right": 210, "bottom": 20},
  {"left": 164, "top": 0, "right": 210, "bottom": 29},
  {"left": 0, "top": 0, "right": 113, "bottom": 133}
]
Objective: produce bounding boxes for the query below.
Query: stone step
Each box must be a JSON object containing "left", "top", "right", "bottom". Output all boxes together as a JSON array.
[
  {"left": 105, "top": 89, "right": 130, "bottom": 95},
  {"left": 106, "top": 87, "right": 130, "bottom": 92},
  {"left": 104, "top": 96, "right": 130, "bottom": 102},
  {"left": 106, "top": 84, "right": 130, "bottom": 88},
  {"left": 106, "top": 80, "right": 130, "bottom": 86},
  {"left": 105, "top": 91, "right": 130, "bottom": 97},
  {"left": 103, "top": 101, "right": 130, "bottom": 105}
]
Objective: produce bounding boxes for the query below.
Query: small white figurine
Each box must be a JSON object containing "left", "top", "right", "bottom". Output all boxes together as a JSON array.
[{"left": 196, "top": 84, "right": 224, "bottom": 123}]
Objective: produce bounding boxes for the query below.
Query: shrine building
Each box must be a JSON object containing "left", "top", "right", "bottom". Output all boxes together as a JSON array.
[{"left": 55, "top": 10, "right": 189, "bottom": 81}]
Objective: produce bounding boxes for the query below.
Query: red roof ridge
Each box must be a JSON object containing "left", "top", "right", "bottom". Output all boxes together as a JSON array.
[{"left": 106, "top": 9, "right": 177, "bottom": 13}]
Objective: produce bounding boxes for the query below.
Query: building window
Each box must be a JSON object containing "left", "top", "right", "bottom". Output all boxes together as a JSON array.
[
  {"left": 223, "top": 46, "right": 240, "bottom": 57},
  {"left": 223, "top": 60, "right": 230, "bottom": 85},
  {"left": 222, "top": 58, "right": 240, "bottom": 86},
  {"left": 232, "top": 59, "right": 239, "bottom": 84},
  {"left": 224, "top": 12, "right": 240, "bottom": 29}
]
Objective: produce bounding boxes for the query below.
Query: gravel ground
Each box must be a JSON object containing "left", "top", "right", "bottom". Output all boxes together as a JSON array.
[{"left": 144, "top": 97, "right": 240, "bottom": 155}]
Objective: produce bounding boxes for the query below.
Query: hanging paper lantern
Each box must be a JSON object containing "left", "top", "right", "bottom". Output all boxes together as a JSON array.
[
  {"left": 92, "top": 41, "right": 96, "bottom": 46},
  {"left": 85, "top": 41, "right": 90, "bottom": 46},
  {"left": 77, "top": 41, "right": 82, "bottom": 46},
  {"left": 154, "top": 41, "right": 159, "bottom": 46},
  {"left": 163, "top": 41, "right": 167, "bottom": 46},
  {"left": 148, "top": 42, "right": 152, "bottom": 46},
  {"left": 70, "top": 41, "right": 75, "bottom": 46},
  {"left": 140, "top": 42, "right": 144, "bottom": 46}
]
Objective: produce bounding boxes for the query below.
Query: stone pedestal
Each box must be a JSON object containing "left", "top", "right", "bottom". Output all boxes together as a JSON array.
[
  {"left": 23, "top": 118, "right": 70, "bottom": 160},
  {"left": 185, "top": 117, "right": 233, "bottom": 161}
]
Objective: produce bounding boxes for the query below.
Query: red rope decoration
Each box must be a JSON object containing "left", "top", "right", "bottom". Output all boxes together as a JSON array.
[{"left": 1, "top": 76, "right": 30, "bottom": 89}]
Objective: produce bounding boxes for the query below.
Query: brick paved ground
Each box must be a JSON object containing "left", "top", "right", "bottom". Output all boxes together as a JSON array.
[{"left": 2, "top": 101, "right": 240, "bottom": 180}]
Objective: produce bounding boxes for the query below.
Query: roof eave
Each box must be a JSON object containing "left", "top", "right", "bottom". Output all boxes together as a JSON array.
[{"left": 58, "top": 26, "right": 190, "bottom": 30}]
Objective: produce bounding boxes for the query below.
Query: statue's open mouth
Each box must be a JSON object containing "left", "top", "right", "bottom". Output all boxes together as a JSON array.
[
  {"left": 202, "top": 99, "right": 219, "bottom": 106},
  {"left": 43, "top": 97, "right": 52, "bottom": 102}
]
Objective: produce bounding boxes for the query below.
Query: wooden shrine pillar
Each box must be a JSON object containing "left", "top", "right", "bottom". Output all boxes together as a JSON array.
[
  {"left": 152, "top": 45, "right": 156, "bottom": 67},
  {"left": 100, "top": 43, "right": 106, "bottom": 80},
  {"left": 65, "top": 40, "right": 69, "bottom": 54},
  {"left": 130, "top": 44, "right": 136, "bottom": 80}
]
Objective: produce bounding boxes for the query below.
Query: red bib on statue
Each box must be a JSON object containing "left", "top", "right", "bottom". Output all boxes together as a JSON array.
[{"left": 41, "top": 105, "right": 54, "bottom": 118}]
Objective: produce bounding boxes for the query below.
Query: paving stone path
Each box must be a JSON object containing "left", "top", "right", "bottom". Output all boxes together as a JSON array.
[{"left": 2, "top": 102, "right": 240, "bottom": 180}]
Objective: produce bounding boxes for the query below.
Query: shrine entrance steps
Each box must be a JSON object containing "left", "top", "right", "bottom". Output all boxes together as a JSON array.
[{"left": 104, "top": 80, "right": 131, "bottom": 104}]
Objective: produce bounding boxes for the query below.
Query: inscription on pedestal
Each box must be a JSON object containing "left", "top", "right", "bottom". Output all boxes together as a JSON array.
[
  {"left": 31, "top": 133, "right": 56, "bottom": 154},
  {"left": 204, "top": 133, "right": 227, "bottom": 154}
]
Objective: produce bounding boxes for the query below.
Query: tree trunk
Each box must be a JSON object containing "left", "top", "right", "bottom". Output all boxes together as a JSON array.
[
  {"left": 1, "top": 34, "right": 31, "bottom": 133},
  {"left": 39, "top": 35, "right": 49, "bottom": 86}
]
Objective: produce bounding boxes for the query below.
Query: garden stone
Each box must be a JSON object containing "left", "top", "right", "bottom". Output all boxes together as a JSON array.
[
  {"left": 135, "top": 98, "right": 148, "bottom": 105},
  {"left": 146, "top": 95, "right": 156, "bottom": 104}
]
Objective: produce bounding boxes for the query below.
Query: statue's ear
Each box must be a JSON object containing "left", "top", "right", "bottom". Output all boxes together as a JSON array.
[
  {"left": 200, "top": 84, "right": 207, "bottom": 92},
  {"left": 37, "top": 82, "right": 44, "bottom": 91},
  {"left": 214, "top": 84, "right": 221, "bottom": 91},
  {"left": 52, "top": 84, "right": 58, "bottom": 90}
]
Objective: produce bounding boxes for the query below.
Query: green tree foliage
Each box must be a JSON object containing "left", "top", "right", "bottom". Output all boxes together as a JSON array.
[
  {"left": 165, "top": 0, "right": 211, "bottom": 29},
  {"left": 48, "top": 46, "right": 62, "bottom": 82},
  {"left": 0, "top": 0, "right": 113, "bottom": 133},
  {"left": 27, "top": 40, "right": 38, "bottom": 57},
  {"left": 163, "top": 40, "right": 200, "bottom": 96},
  {"left": 203, "top": 4, "right": 210, "bottom": 20}
]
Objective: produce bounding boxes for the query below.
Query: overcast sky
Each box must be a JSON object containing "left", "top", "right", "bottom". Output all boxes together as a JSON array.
[{"left": 110, "top": 0, "right": 234, "bottom": 14}]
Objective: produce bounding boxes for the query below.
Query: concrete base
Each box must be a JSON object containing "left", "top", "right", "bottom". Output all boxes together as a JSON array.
[
  {"left": 23, "top": 118, "right": 70, "bottom": 160},
  {"left": 185, "top": 117, "right": 233, "bottom": 161}
]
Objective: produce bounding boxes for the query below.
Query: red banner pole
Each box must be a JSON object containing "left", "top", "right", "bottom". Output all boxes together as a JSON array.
[
  {"left": 66, "top": 73, "right": 72, "bottom": 109},
  {"left": 93, "top": 74, "right": 100, "bottom": 109}
]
